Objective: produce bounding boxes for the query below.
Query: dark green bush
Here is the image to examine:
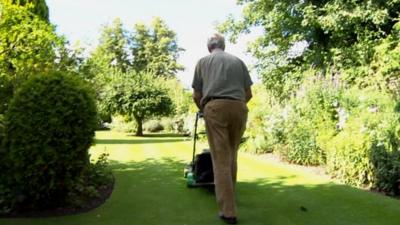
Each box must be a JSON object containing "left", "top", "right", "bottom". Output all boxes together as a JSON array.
[
  {"left": 0, "top": 114, "right": 4, "bottom": 146},
  {"left": 2, "top": 72, "right": 97, "bottom": 209},
  {"left": 371, "top": 139, "right": 400, "bottom": 195}
]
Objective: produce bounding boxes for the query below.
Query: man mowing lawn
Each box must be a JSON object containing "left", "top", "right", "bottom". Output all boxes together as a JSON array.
[{"left": 192, "top": 33, "right": 253, "bottom": 224}]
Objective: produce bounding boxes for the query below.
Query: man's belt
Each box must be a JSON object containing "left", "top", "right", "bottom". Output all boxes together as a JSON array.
[
  {"left": 208, "top": 96, "right": 237, "bottom": 101},
  {"left": 205, "top": 96, "right": 238, "bottom": 105}
]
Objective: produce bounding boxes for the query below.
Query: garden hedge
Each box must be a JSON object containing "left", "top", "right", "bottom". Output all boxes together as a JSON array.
[{"left": 2, "top": 71, "right": 97, "bottom": 209}]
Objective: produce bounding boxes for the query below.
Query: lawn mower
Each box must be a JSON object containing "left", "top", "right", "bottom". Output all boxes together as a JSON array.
[{"left": 184, "top": 112, "right": 214, "bottom": 187}]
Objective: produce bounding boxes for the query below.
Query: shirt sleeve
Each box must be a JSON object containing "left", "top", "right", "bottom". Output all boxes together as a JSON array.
[
  {"left": 242, "top": 61, "right": 253, "bottom": 89},
  {"left": 192, "top": 61, "right": 203, "bottom": 92}
]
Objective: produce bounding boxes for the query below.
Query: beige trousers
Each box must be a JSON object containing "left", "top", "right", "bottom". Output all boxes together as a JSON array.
[{"left": 203, "top": 99, "right": 248, "bottom": 217}]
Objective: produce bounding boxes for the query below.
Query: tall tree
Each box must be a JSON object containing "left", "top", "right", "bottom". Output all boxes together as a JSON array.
[
  {"left": 219, "top": 0, "right": 400, "bottom": 99},
  {"left": 91, "top": 18, "right": 130, "bottom": 73},
  {"left": 130, "top": 17, "right": 184, "bottom": 78},
  {"left": 88, "top": 17, "right": 185, "bottom": 125}
]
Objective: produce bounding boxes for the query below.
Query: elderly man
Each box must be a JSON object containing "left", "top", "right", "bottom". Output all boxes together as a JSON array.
[{"left": 192, "top": 33, "right": 252, "bottom": 224}]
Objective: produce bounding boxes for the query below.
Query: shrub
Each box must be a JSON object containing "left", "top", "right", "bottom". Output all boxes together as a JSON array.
[
  {"left": 2, "top": 71, "right": 97, "bottom": 209},
  {"left": 109, "top": 115, "right": 137, "bottom": 133},
  {"left": 326, "top": 88, "right": 400, "bottom": 192},
  {"left": 277, "top": 80, "right": 338, "bottom": 165},
  {"left": 160, "top": 117, "right": 175, "bottom": 133},
  {"left": 144, "top": 120, "right": 164, "bottom": 133},
  {"left": 243, "top": 85, "right": 279, "bottom": 153},
  {"left": 283, "top": 115, "right": 323, "bottom": 165}
]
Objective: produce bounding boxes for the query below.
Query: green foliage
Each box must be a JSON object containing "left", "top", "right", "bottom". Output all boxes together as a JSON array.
[
  {"left": 91, "top": 18, "right": 130, "bottom": 73},
  {"left": 2, "top": 72, "right": 97, "bottom": 209},
  {"left": 0, "top": 3, "right": 65, "bottom": 113},
  {"left": 242, "top": 84, "right": 277, "bottom": 153},
  {"left": 108, "top": 115, "right": 137, "bottom": 133},
  {"left": 371, "top": 141, "right": 400, "bottom": 195},
  {"left": 6, "top": 0, "right": 49, "bottom": 21},
  {"left": 159, "top": 117, "right": 183, "bottom": 134},
  {"left": 246, "top": 81, "right": 400, "bottom": 194},
  {"left": 88, "top": 18, "right": 185, "bottom": 126},
  {"left": 163, "top": 78, "right": 192, "bottom": 116},
  {"left": 277, "top": 79, "right": 338, "bottom": 165},
  {"left": 0, "top": 113, "right": 4, "bottom": 145},
  {"left": 103, "top": 71, "right": 174, "bottom": 136},
  {"left": 284, "top": 117, "right": 323, "bottom": 166},
  {"left": 131, "top": 17, "right": 184, "bottom": 78},
  {"left": 326, "top": 88, "right": 400, "bottom": 190},
  {"left": 90, "top": 17, "right": 184, "bottom": 78},
  {"left": 220, "top": 0, "right": 400, "bottom": 195},
  {"left": 144, "top": 120, "right": 164, "bottom": 133},
  {"left": 87, "top": 153, "right": 113, "bottom": 187},
  {"left": 219, "top": 0, "right": 400, "bottom": 100},
  {"left": 361, "top": 25, "right": 400, "bottom": 95}
]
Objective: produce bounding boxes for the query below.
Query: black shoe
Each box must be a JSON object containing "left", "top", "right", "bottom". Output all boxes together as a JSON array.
[{"left": 218, "top": 213, "right": 237, "bottom": 224}]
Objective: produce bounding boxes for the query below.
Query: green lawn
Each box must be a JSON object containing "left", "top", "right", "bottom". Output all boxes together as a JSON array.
[{"left": 1, "top": 130, "right": 400, "bottom": 225}]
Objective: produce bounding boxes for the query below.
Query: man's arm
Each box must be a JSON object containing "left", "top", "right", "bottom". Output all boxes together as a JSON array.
[
  {"left": 193, "top": 90, "right": 203, "bottom": 110},
  {"left": 245, "top": 87, "right": 252, "bottom": 103}
]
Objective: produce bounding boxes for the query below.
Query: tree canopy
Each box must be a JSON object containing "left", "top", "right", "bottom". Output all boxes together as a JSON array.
[
  {"left": 131, "top": 17, "right": 184, "bottom": 78},
  {"left": 219, "top": 0, "right": 400, "bottom": 99},
  {"left": 91, "top": 17, "right": 184, "bottom": 78},
  {"left": 88, "top": 17, "right": 185, "bottom": 130},
  {"left": 0, "top": 2, "right": 64, "bottom": 113},
  {"left": 103, "top": 72, "right": 174, "bottom": 136},
  {"left": 91, "top": 18, "right": 130, "bottom": 73}
]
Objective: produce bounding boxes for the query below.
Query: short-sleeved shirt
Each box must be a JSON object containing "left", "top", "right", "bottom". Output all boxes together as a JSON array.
[{"left": 192, "top": 49, "right": 253, "bottom": 107}]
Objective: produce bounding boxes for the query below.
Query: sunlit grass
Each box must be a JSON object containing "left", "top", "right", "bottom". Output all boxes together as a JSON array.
[{"left": 1, "top": 130, "right": 399, "bottom": 225}]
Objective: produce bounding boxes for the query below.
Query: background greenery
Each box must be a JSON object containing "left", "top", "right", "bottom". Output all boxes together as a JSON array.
[
  {"left": 1, "top": 0, "right": 400, "bottom": 217},
  {"left": 220, "top": 0, "right": 400, "bottom": 195}
]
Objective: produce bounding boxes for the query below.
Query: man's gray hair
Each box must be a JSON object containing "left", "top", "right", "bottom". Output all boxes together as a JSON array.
[{"left": 207, "top": 33, "right": 225, "bottom": 51}]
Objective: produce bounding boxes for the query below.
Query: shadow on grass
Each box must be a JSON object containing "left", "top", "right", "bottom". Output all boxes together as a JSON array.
[
  {"left": 94, "top": 138, "right": 185, "bottom": 145},
  {"left": 236, "top": 178, "right": 400, "bottom": 225},
  {"left": 2, "top": 158, "right": 399, "bottom": 225},
  {"left": 142, "top": 133, "right": 189, "bottom": 138},
  {"left": 104, "top": 158, "right": 400, "bottom": 225}
]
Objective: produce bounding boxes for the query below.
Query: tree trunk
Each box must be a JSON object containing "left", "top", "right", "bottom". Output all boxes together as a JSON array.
[{"left": 135, "top": 116, "right": 143, "bottom": 136}]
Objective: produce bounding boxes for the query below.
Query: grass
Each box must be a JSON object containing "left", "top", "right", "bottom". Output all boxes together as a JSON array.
[{"left": 1, "top": 130, "right": 400, "bottom": 225}]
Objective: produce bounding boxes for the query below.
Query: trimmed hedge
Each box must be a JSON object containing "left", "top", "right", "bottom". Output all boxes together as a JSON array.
[{"left": 2, "top": 72, "right": 97, "bottom": 209}]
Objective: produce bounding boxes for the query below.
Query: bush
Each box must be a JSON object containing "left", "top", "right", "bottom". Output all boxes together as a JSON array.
[
  {"left": 2, "top": 72, "right": 97, "bottom": 209},
  {"left": 242, "top": 85, "right": 278, "bottom": 153},
  {"left": 109, "top": 115, "right": 137, "bottom": 133},
  {"left": 160, "top": 116, "right": 192, "bottom": 135},
  {"left": 144, "top": 120, "right": 164, "bottom": 133},
  {"left": 326, "top": 88, "right": 400, "bottom": 192},
  {"left": 274, "top": 80, "right": 338, "bottom": 165},
  {"left": 283, "top": 116, "right": 323, "bottom": 165}
]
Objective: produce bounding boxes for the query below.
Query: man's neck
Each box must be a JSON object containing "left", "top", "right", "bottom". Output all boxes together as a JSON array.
[{"left": 211, "top": 48, "right": 224, "bottom": 54}]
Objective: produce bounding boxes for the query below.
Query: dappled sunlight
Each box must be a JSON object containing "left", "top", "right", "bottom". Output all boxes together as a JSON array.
[
  {"left": 90, "top": 131, "right": 192, "bottom": 163},
  {"left": 238, "top": 153, "right": 332, "bottom": 186}
]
